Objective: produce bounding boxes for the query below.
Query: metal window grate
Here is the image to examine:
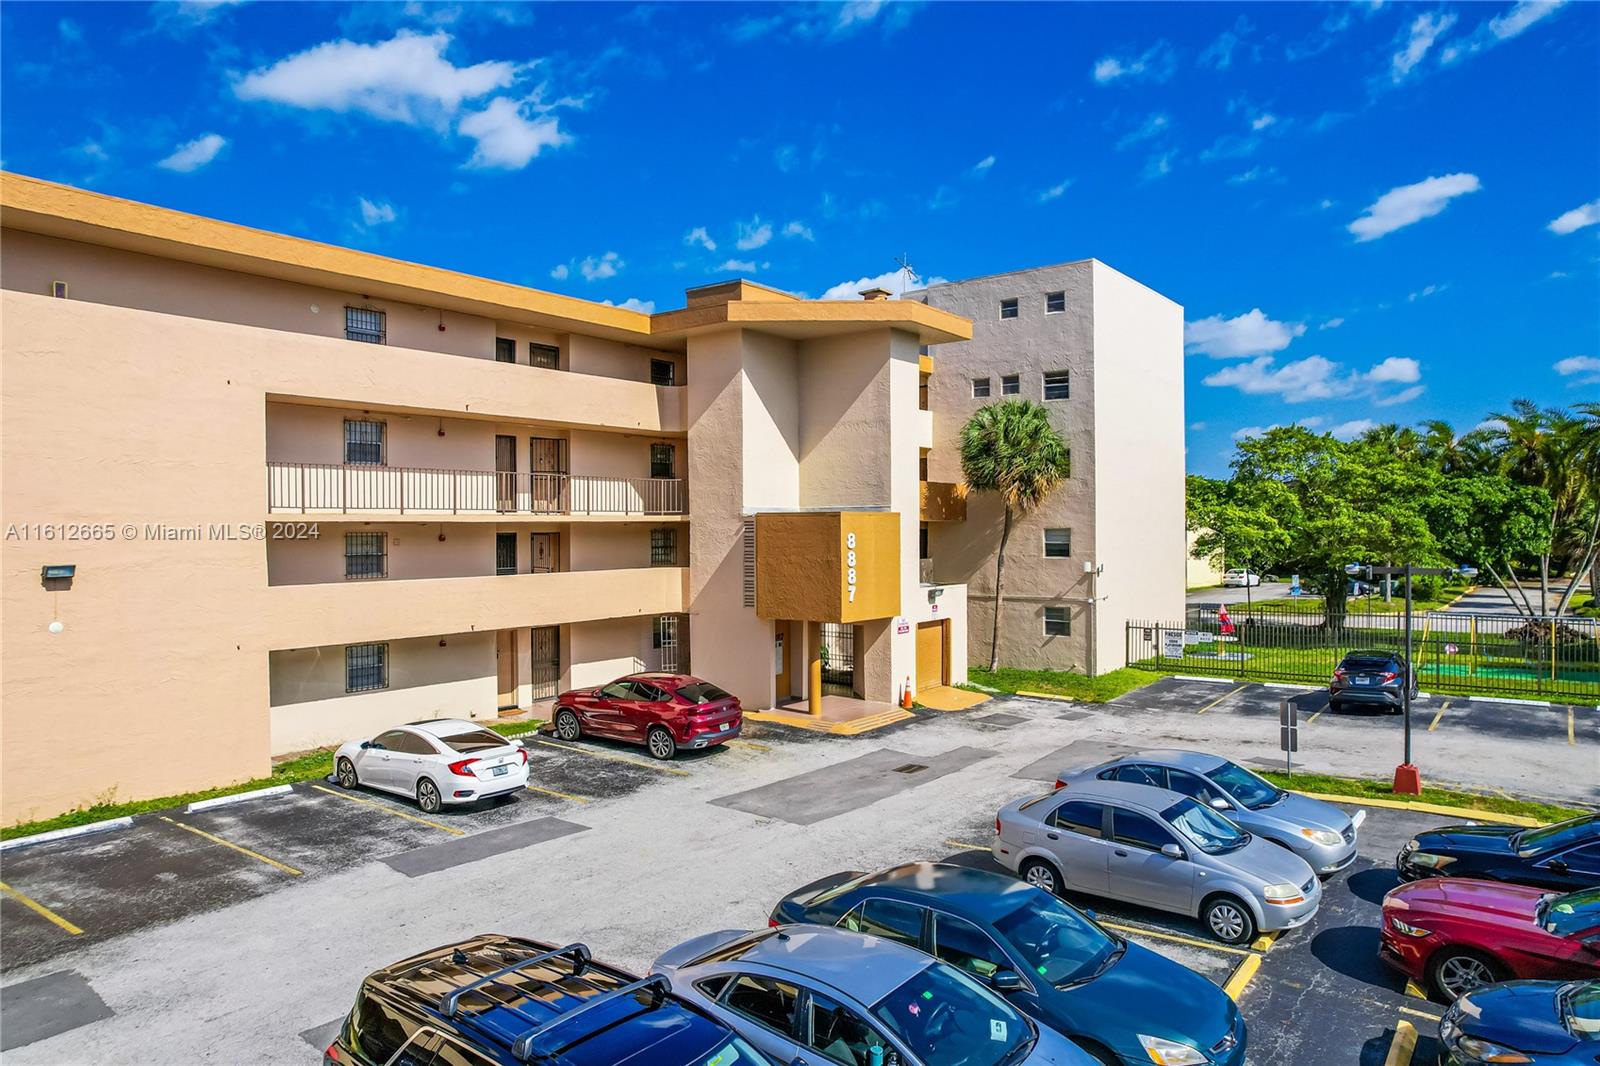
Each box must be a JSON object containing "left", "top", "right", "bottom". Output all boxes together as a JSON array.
[
  {"left": 345, "top": 307, "right": 386, "bottom": 344},
  {"left": 1044, "top": 370, "right": 1070, "bottom": 401},
  {"left": 1046, "top": 291, "right": 1066, "bottom": 314},
  {"left": 650, "top": 359, "right": 676, "bottom": 386},
  {"left": 495, "top": 337, "right": 517, "bottom": 363},
  {"left": 819, "top": 623, "right": 857, "bottom": 696},
  {"left": 650, "top": 443, "right": 675, "bottom": 479},
  {"left": 1044, "top": 607, "right": 1071, "bottom": 636},
  {"left": 530, "top": 343, "right": 560, "bottom": 369},
  {"left": 742, "top": 518, "right": 755, "bottom": 608},
  {"left": 344, "top": 419, "right": 385, "bottom": 466},
  {"left": 496, "top": 532, "right": 517, "bottom": 575},
  {"left": 346, "top": 642, "right": 388, "bottom": 692},
  {"left": 1044, "top": 528, "right": 1071, "bottom": 558},
  {"left": 650, "top": 528, "right": 678, "bottom": 566},
  {"left": 345, "top": 532, "right": 388, "bottom": 579},
  {"left": 530, "top": 626, "right": 560, "bottom": 699}
]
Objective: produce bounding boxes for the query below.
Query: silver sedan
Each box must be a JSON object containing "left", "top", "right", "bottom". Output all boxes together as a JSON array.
[
  {"left": 1055, "top": 749, "right": 1364, "bottom": 877},
  {"left": 993, "top": 779, "right": 1321, "bottom": 945}
]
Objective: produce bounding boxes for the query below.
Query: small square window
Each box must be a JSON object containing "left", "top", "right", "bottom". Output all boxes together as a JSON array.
[
  {"left": 650, "top": 443, "right": 676, "bottom": 479},
  {"left": 1044, "top": 528, "right": 1071, "bottom": 558},
  {"left": 1001, "top": 374, "right": 1020, "bottom": 396},
  {"left": 1044, "top": 370, "right": 1070, "bottom": 401},
  {"left": 344, "top": 419, "right": 385, "bottom": 466},
  {"left": 495, "top": 337, "right": 517, "bottom": 363},
  {"left": 344, "top": 307, "right": 385, "bottom": 344},
  {"left": 972, "top": 377, "right": 991, "bottom": 398},
  {"left": 1046, "top": 291, "right": 1066, "bottom": 314},
  {"left": 650, "top": 359, "right": 677, "bottom": 386},
  {"left": 650, "top": 528, "right": 678, "bottom": 566},
  {"left": 346, "top": 643, "right": 388, "bottom": 693},
  {"left": 999, "top": 298, "right": 1019, "bottom": 320},
  {"left": 529, "top": 343, "right": 560, "bottom": 369},
  {"left": 1044, "top": 607, "right": 1071, "bottom": 637},
  {"left": 345, "top": 532, "right": 387, "bottom": 579}
]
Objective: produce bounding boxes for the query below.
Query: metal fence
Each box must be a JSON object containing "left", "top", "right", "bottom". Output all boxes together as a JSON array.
[
  {"left": 1128, "top": 602, "right": 1600, "bottom": 701},
  {"left": 267, "top": 462, "right": 686, "bottom": 516}
]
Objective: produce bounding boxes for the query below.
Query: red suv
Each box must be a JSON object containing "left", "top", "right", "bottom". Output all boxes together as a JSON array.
[
  {"left": 1380, "top": 878, "right": 1600, "bottom": 1001},
  {"left": 553, "top": 674, "right": 742, "bottom": 760}
]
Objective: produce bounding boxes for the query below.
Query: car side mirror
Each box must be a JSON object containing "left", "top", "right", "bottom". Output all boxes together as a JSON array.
[
  {"left": 1161, "top": 843, "right": 1185, "bottom": 860},
  {"left": 359, "top": 741, "right": 371, "bottom": 749},
  {"left": 1546, "top": 858, "right": 1568, "bottom": 873},
  {"left": 1209, "top": 797, "right": 1232, "bottom": 811},
  {"left": 593, "top": 689, "right": 604, "bottom": 698},
  {"left": 988, "top": 970, "right": 1027, "bottom": 993}
]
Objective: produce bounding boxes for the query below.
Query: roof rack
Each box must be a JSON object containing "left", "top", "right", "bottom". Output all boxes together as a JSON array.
[
  {"left": 440, "top": 943, "right": 592, "bottom": 1019},
  {"left": 511, "top": 975, "right": 672, "bottom": 1063}
]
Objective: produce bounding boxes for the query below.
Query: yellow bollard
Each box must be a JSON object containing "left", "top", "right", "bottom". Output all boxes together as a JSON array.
[{"left": 809, "top": 657, "right": 823, "bottom": 717}]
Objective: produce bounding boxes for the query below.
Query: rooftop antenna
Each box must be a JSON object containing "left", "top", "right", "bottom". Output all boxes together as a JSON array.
[{"left": 893, "top": 252, "right": 920, "bottom": 295}]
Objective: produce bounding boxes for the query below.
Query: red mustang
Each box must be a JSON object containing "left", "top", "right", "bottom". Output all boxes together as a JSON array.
[
  {"left": 552, "top": 673, "right": 742, "bottom": 760},
  {"left": 1380, "top": 878, "right": 1600, "bottom": 1001}
]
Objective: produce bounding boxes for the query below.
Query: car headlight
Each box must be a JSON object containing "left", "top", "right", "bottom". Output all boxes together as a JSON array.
[
  {"left": 1400, "top": 838, "right": 1419, "bottom": 854},
  {"left": 1138, "top": 1034, "right": 1209, "bottom": 1065},
  {"left": 1389, "top": 917, "right": 1433, "bottom": 938},
  {"left": 1407, "top": 852, "right": 1456, "bottom": 870},
  {"left": 1262, "top": 882, "right": 1305, "bottom": 905},
  {"left": 1301, "top": 827, "right": 1343, "bottom": 847},
  {"left": 1453, "top": 1036, "right": 1532, "bottom": 1063}
]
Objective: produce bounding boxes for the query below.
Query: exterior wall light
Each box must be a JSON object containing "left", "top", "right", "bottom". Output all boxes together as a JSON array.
[{"left": 48, "top": 620, "right": 65, "bottom": 635}]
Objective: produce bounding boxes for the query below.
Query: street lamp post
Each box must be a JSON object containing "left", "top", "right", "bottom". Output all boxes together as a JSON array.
[{"left": 1344, "top": 561, "right": 1476, "bottom": 796}]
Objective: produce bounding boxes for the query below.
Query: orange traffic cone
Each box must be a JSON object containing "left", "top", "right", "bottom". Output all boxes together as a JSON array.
[{"left": 901, "top": 677, "right": 913, "bottom": 709}]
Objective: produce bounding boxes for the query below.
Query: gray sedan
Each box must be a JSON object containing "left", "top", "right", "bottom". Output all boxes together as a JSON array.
[
  {"left": 1055, "top": 749, "right": 1364, "bottom": 877},
  {"left": 652, "top": 925, "right": 1096, "bottom": 1066},
  {"left": 993, "top": 780, "right": 1321, "bottom": 944}
]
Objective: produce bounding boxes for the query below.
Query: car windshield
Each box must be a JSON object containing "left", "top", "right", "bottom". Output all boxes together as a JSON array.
[
  {"left": 871, "top": 963, "right": 1034, "bottom": 1066},
  {"left": 677, "top": 682, "right": 733, "bottom": 704},
  {"left": 1541, "top": 888, "right": 1600, "bottom": 937},
  {"left": 1562, "top": 982, "right": 1600, "bottom": 1039},
  {"left": 1203, "top": 760, "right": 1284, "bottom": 811},
  {"left": 1515, "top": 815, "right": 1598, "bottom": 858},
  {"left": 991, "top": 891, "right": 1121, "bottom": 988},
  {"left": 1163, "top": 799, "right": 1251, "bottom": 854},
  {"left": 698, "top": 1036, "right": 778, "bottom": 1065},
  {"left": 437, "top": 729, "right": 510, "bottom": 753}
]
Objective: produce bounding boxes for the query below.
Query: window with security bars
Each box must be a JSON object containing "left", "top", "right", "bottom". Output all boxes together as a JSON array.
[
  {"left": 650, "top": 359, "right": 677, "bottom": 386},
  {"left": 1046, "top": 291, "right": 1066, "bottom": 314},
  {"left": 529, "top": 343, "right": 560, "bottom": 369},
  {"left": 345, "top": 533, "right": 387, "bottom": 579},
  {"left": 650, "top": 443, "right": 676, "bottom": 479},
  {"left": 344, "top": 420, "right": 385, "bottom": 465},
  {"left": 1044, "top": 370, "right": 1070, "bottom": 401},
  {"left": 346, "top": 643, "right": 388, "bottom": 692},
  {"left": 345, "top": 307, "right": 385, "bottom": 344},
  {"left": 496, "top": 532, "right": 517, "bottom": 575},
  {"left": 1044, "top": 528, "right": 1071, "bottom": 558},
  {"left": 1044, "top": 607, "right": 1071, "bottom": 636},
  {"left": 651, "top": 528, "right": 678, "bottom": 566},
  {"left": 495, "top": 337, "right": 516, "bottom": 363}
]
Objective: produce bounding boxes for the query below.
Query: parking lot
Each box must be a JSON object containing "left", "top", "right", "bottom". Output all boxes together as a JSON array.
[{"left": 0, "top": 677, "right": 1591, "bottom": 1064}]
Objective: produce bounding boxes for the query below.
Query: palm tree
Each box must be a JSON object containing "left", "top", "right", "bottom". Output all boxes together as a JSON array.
[{"left": 959, "top": 400, "right": 1071, "bottom": 671}]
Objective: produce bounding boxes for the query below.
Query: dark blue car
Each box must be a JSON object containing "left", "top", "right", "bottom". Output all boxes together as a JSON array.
[
  {"left": 1398, "top": 814, "right": 1600, "bottom": 891},
  {"left": 1437, "top": 980, "right": 1600, "bottom": 1065},
  {"left": 769, "top": 862, "right": 1244, "bottom": 1066}
]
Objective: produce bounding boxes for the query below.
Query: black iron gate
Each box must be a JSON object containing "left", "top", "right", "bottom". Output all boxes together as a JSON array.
[
  {"left": 530, "top": 625, "right": 561, "bottom": 700},
  {"left": 819, "top": 623, "right": 857, "bottom": 697}
]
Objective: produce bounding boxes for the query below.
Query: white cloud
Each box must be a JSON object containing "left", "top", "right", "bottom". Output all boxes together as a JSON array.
[
  {"left": 1348, "top": 173, "right": 1480, "bottom": 242},
  {"left": 579, "top": 251, "right": 622, "bottom": 281},
  {"left": 1555, "top": 355, "right": 1600, "bottom": 385},
  {"left": 550, "top": 263, "right": 569, "bottom": 280},
  {"left": 1489, "top": 0, "right": 1566, "bottom": 39},
  {"left": 1367, "top": 356, "right": 1422, "bottom": 383},
  {"left": 1548, "top": 199, "right": 1600, "bottom": 235},
  {"left": 1232, "top": 425, "right": 1270, "bottom": 440},
  {"left": 358, "top": 197, "right": 396, "bottom": 227},
  {"left": 1184, "top": 308, "right": 1307, "bottom": 359},
  {"left": 728, "top": 1, "right": 916, "bottom": 42},
  {"left": 1376, "top": 384, "right": 1427, "bottom": 406},
  {"left": 819, "top": 267, "right": 946, "bottom": 301},
  {"left": 1190, "top": 421, "right": 1208, "bottom": 431},
  {"left": 735, "top": 216, "right": 773, "bottom": 251},
  {"left": 971, "top": 154, "right": 995, "bottom": 174},
  {"left": 1199, "top": 17, "right": 1253, "bottom": 69},
  {"left": 1092, "top": 40, "right": 1176, "bottom": 84},
  {"left": 782, "top": 220, "right": 814, "bottom": 241},
  {"left": 1037, "top": 179, "right": 1072, "bottom": 203},
  {"left": 1142, "top": 150, "right": 1176, "bottom": 181},
  {"left": 1227, "top": 166, "right": 1278, "bottom": 185},
  {"left": 773, "top": 145, "right": 799, "bottom": 172},
  {"left": 1115, "top": 112, "right": 1169, "bottom": 150},
  {"left": 1407, "top": 283, "right": 1446, "bottom": 302},
  {"left": 1320, "top": 317, "right": 1346, "bottom": 330},
  {"left": 1390, "top": 12, "right": 1457, "bottom": 83},
  {"left": 157, "top": 132, "right": 226, "bottom": 172},
  {"left": 684, "top": 226, "right": 717, "bottom": 252},
  {"left": 1204, "top": 353, "right": 1424, "bottom": 404},
  {"left": 458, "top": 97, "right": 567, "bottom": 169},
  {"left": 1250, "top": 112, "right": 1277, "bottom": 131},
  {"left": 1329, "top": 419, "right": 1377, "bottom": 440},
  {"left": 717, "top": 258, "right": 758, "bottom": 273},
  {"left": 602, "top": 297, "right": 655, "bottom": 314}
]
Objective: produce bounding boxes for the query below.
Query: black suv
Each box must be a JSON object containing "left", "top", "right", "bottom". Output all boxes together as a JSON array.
[
  {"left": 1329, "top": 649, "right": 1417, "bottom": 714},
  {"left": 324, "top": 935, "right": 774, "bottom": 1066}
]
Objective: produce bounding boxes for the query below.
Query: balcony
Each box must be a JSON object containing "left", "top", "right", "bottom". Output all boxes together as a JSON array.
[
  {"left": 920, "top": 481, "right": 967, "bottom": 522},
  {"left": 267, "top": 462, "right": 686, "bottom": 518}
]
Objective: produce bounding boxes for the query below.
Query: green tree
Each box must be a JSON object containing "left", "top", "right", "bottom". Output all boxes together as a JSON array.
[
  {"left": 959, "top": 400, "right": 1071, "bottom": 670},
  {"left": 1424, "top": 475, "right": 1554, "bottom": 613},
  {"left": 1186, "top": 474, "right": 1290, "bottom": 582}
]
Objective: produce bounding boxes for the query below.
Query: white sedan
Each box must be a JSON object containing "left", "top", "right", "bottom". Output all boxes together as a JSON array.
[
  {"left": 1221, "top": 568, "right": 1263, "bottom": 587},
  {"left": 334, "top": 719, "right": 528, "bottom": 813}
]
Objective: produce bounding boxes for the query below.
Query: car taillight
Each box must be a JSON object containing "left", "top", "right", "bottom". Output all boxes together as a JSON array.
[
  {"left": 1332, "top": 668, "right": 1347, "bottom": 681},
  {"left": 448, "top": 758, "right": 479, "bottom": 777},
  {"left": 518, "top": 748, "right": 528, "bottom": 765},
  {"left": 325, "top": 1044, "right": 342, "bottom": 1063},
  {"left": 995, "top": 817, "right": 1002, "bottom": 836},
  {"left": 1381, "top": 672, "right": 1397, "bottom": 683},
  {"left": 1054, "top": 779, "right": 1066, "bottom": 790}
]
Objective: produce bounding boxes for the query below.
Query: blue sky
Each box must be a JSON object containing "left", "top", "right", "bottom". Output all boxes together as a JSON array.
[{"left": 2, "top": 1, "right": 1596, "bottom": 475}]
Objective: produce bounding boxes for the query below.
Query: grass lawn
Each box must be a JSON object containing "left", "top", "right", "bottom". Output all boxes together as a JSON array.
[
  {"left": 1223, "top": 583, "right": 1473, "bottom": 617},
  {"left": 1, "top": 718, "right": 548, "bottom": 843},
  {"left": 1258, "top": 770, "right": 1590, "bottom": 823},
  {"left": 967, "top": 666, "right": 1158, "bottom": 703},
  {"left": 1574, "top": 593, "right": 1598, "bottom": 619}
]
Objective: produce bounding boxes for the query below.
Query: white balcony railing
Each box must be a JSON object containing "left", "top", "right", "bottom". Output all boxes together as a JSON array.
[{"left": 267, "top": 462, "right": 686, "bottom": 516}]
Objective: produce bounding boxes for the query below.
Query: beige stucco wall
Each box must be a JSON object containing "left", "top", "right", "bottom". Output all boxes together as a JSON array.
[{"left": 1187, "top": 529, "right": 1224, "bottom": 588}]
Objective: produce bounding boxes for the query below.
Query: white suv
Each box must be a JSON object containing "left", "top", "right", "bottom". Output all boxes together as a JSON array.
[
  {"left": 1222, "top": 569, "right": 1262, "bottom": 587},
  {"left": 334, "top": 719, "right": 528, "bottom": 813}
]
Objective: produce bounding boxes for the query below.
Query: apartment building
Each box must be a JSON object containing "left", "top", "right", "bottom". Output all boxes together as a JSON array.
[
  {"left": 0, "top": 173, "right": 972, "bottom": 824},
  {"left": 909, "top": 261, "right": 1184, "bottom": 675}
]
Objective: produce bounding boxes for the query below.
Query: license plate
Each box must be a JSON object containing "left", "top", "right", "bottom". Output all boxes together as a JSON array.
[
  {"left": 1355, "top": 677, "right": 1373, "bottom": 685},
  {"left": 719, "top": 723, "right": 730, "bottom": 732},
  {"left": 492, "top": 765, "right": 509, "bottom": 776}
]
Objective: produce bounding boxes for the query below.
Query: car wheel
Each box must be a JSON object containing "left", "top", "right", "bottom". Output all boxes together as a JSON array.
[
  {"left": 1328, "top": 700, "right": 1343, "bottom": 714},
  {"left": 1429, "top": 948, "right": 1502, "bottom": 1001},
  {"left": 336, "top": 757, "right": 358, "bottom": 789},
  {"left": 416, "top": 778, "right": 442, "bottom": 814},
  {"left": 1202, "top": 895, "right": 1257, "bottom": 945},
  {"left": 555, "top": 708, "right": 581, "bottom": 741},
  {"left": 1019, "top": 859, "right": 1062, "bottom": 896},
  {"left": 646, "top": 726, "right": 677, "bottom": 761}
]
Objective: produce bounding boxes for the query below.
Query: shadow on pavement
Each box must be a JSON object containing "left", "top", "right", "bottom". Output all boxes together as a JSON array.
[
  {"left": 1309, "top": 924, "right": 1401, "bottom": 994},
  {"left": 1347, "top": 867, "right": 1401, "bottom": 906}
]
